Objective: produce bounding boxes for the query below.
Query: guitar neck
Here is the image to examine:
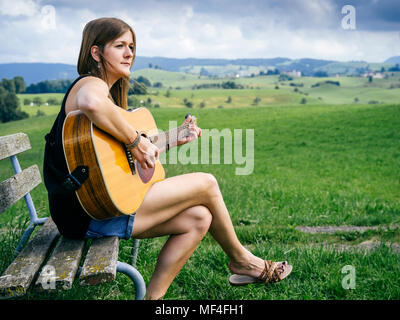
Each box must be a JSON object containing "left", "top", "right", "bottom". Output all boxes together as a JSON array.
[{"left": 150, "top": 124, "right": 190, "bottom": 152}]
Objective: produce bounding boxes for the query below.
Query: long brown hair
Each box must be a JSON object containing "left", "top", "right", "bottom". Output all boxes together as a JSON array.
[{"left": 77, "top": 17, "right": 136, "bottom": 110}]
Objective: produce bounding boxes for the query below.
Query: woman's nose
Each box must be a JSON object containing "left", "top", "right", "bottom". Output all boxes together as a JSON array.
[{"left": 125, "top": 46, "right": 133, "bottom": 57}]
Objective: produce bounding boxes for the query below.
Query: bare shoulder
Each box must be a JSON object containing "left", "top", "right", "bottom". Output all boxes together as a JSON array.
[
  {"left": 78, "top": 76, "right": 109, "bottom": 95},
  {"left": 65, "top": 76, "right": 109, "bottom": 114}
]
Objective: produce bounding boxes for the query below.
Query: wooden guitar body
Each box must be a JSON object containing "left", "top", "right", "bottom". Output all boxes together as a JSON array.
[{"left": 62, "top": 107, "right": 165, "bottom": 220}]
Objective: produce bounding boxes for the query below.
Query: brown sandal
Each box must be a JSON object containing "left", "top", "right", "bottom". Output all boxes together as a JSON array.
[{"left": 229, "top": 260, "right": 293, "bottom": 286}]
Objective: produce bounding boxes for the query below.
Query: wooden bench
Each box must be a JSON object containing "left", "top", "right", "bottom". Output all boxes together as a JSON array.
[{"left": 0, "top": 133, "right": 146, "bottom": 300}]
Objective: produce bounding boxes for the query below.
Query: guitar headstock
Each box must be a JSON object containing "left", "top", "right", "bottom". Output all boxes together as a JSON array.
[
  {"left": 185, "top": 113, "right": 197, "bottom": 126},
  {"left": 177, "top": 113, "right": 198, "bottom": 141}
]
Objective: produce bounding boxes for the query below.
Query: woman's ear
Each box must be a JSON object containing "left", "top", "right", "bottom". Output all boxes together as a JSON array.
[{"left": 90, "top": 45, "right": 101, "bottom": 63}]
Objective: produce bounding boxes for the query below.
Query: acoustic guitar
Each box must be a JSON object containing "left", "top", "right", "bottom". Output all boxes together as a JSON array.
[{"left": 62, "top": 107, "right": 195, "bottom": 220}]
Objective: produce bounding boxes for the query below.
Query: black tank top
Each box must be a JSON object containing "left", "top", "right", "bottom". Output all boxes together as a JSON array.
[{"left": 43, "top": 74, "right": 91, "bottom": 239}]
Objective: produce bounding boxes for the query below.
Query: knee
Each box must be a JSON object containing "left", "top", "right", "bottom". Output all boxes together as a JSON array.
[
  {"left": 189, "top": 205, "right": 212, "bottom": 235},
  {"left": 197, "top": 172, "right": 220, "bottom": 198}
]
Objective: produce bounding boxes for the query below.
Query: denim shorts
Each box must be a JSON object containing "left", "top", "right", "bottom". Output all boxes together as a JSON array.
[{"left": 84, "top": 213, "right": 135, "bottom": 240}]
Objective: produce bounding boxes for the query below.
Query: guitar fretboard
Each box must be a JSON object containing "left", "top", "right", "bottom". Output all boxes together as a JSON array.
[{"left": 150, "top": 123, "right": 190, "bottom": 151}]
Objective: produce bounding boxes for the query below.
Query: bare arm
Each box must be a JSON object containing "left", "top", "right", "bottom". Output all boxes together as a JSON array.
[
  {"left": 76, "top": 77, "right": 137, "bottom": 145},
  {"left": 76, "top": 77, "right": 158, "bottom": 168}
]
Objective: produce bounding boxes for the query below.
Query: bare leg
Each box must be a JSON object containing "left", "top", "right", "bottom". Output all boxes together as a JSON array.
[
  {"left": 133, "top": 172, "right": 267, "bottom": 282},
  {"left": 133, "top": 205, "right": 212, "bottom": 300}
]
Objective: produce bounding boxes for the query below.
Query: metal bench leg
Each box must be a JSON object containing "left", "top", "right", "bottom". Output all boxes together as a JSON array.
[
  {"left": 132, "top": 238, "right": 140, "bottom": 267},
  {"left": 15, "top": 218, "right": 46, "bottom": 254},
  {"left": 117, "top": 261, "right": 146, "bottom": 300},
  {"left": 10, "top": 155, "right": 48, "bottom": 255}
]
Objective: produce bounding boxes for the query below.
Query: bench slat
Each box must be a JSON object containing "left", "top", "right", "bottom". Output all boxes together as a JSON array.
[
  {"left": 79, "top": 236, "right": 119, "bottom": 286},
  {"left": 0, "top": 133, "right": 31, "bottom": 161},
  {"left": 35, "top": 238, "right": 86, "bottom": 291},
  {"left": 0, "top": 218, "right": 60, "bottom": 299},
  {"left": 0, "top": 165, "right": 42, "bottom": 214}
]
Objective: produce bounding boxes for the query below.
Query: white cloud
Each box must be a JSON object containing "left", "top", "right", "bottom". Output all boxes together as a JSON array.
[
  {"left": 0, "top": 0, "right": 39, "bottom": 17},
  {"left": 0, "top": 0, "right": 399, "bottom": 64}
]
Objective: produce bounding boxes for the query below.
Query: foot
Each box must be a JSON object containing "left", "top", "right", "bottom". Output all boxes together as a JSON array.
[{"left": 228, "top": 251, "right": 289, "bottom": 280}]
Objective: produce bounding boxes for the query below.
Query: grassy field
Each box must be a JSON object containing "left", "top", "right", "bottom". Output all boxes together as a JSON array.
[
  {"left": 133, "top": 69, "right": 400, "bottom": 106},
  {"left": 0, "top": 102, "right": 399, "bottom": 300},
  {"left": 16, "top": 70, "right": 400, "bottom": 115}
]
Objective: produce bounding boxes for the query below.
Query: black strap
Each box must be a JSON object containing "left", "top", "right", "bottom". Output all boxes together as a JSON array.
[
  {"left": 61, "top": 165, "right": 89, "bottom": 192},
  {"left": 43, "top": 74, "right": 92, "bottom": 195},
  {"left": 44, "top": 120, "right": 90, "bottom": 194}
]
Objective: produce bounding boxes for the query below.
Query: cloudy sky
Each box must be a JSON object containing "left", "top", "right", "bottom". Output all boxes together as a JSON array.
[{"left": 0, "top": 0, "right": 399, "bottom": 64}]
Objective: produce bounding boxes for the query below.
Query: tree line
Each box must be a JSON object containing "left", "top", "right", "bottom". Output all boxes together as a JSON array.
[
  {"left": 25, "top": 76, "right": 156, "bottom": 94},
  {"left": 0, "top": 75, "right": 155, "bottom": 122}
]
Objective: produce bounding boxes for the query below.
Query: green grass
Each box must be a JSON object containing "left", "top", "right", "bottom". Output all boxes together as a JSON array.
[
  {"left": 0, "top": 103, "right": 399, "bottom": 300},
  {"left": 16, "top": 71, "right": 400, "bottom": 113}
]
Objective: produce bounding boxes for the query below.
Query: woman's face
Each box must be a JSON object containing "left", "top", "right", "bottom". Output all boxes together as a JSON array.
[{"left": 102, "top": 30, "right": 135, "bottom": 82}]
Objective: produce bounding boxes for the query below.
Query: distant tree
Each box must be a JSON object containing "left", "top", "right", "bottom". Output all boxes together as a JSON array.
[
  {"left": 313, "top": 71, "right": 328, "bottom": 77},
  {"left": 221, "top": 81, "right": 243, "bottom": 89},
  {"left": 252, "top": 97, "right": 261, "bottom": 105},
  {"left": 199, "top": 101, "right": 206, "bottom": 108},
  {"left": 25, "top": 79, "right": 72, "bottom": 93},
  {"left": 226, "top": 96, "right": 232, "bottom": 103},
  {"left": 183, "top": 98, "right": 193, "bottom": 108},
  {"left": 278, "top": 74, "right": 293, "bottom": 81},
  {"left": 23, "top": 98, "right": 31, "bottom": 105},
  {"left": 0, "top": 86, "right": 28, "bottom": 122},
  {"left": 266, "top": 69, "right": 280, "bottom": 75},
  {"left": 47, "top": 97, "right": 60, "bottom": 105},
  {"left": 200, "top": 67, "right": 209, "bottom": 76},
  {"left": 136, "top": 76, "right": 151, "bottom": 87},
  {"left": 300, "top": 98, "right": 307, "bottom": 104},
  {"left": 1, "top": 78, "right": 16, "bottom": 93},
  {"left": 36, "top": 109, "right": 45, "bottom": 117},
  {"left": 128, "top": 80, "right": 147, "bottom": 95},
  {"left": 0, "top": 76, "right": 26, "bottom": 93},
  {"left": 388, "top": 64, "right": 400, "bottom": 72},
  {"left": 14, "top": 76, "right": 26, "bottom": 93},
  {"left": 165, "top": 90, "right": 171, "bottom": 98},
  {"left": 354, "top": 97, "right": 359, "bottom": 103},
  {"left": 33, "top": 96, "right": 43, "bottom": 106}
]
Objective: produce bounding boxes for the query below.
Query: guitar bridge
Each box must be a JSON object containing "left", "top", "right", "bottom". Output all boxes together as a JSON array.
[{"left": 124, "top": 145, "right": 136, "bottom": 175}]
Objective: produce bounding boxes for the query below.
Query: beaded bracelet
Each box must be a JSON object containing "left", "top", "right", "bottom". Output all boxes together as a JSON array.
[{"left": 125, "top": 131, "right": 141, "bottom": 149}]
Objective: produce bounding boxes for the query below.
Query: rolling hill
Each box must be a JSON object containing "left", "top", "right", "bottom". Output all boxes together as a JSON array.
[{"left": 1, "top": 56, "right": 398, "bottom": 85}]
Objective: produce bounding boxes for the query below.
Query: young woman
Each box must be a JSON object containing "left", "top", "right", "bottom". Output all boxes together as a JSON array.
[{"left": 43, "top": 17, "right": 292, "bottom": 300}]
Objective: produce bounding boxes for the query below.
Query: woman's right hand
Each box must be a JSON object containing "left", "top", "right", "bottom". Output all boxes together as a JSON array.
[{"left": 130, "top": 135, "right": 159, "bottom": 169}]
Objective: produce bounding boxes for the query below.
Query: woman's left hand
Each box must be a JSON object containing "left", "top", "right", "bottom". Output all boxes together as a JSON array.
[{"left": 178, "top": 114, "right": 202, "bottom": 145}]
